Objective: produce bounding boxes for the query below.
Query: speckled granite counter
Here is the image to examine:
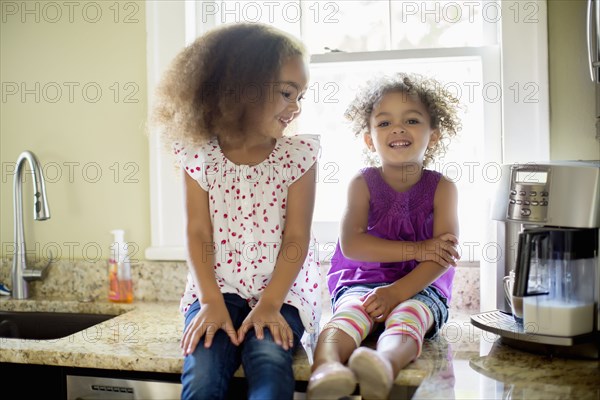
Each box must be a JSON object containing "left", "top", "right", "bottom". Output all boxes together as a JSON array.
[
  {"left": 0, "top": 298, "right": 183, "bottom": 373},
  {"left": 1, "top": 297, "right": 598, "bottom": 399},
  {"left": 406, "top": 319, "right": 600, "bottom": 400}
]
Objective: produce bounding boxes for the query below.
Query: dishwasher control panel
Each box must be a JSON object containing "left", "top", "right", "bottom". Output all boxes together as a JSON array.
[{"left": 67, "top": 375, "right": 181, "bottom": 400}]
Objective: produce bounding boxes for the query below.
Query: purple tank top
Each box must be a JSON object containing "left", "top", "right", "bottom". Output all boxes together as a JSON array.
[{"left": 327, "top": 167, "right": 455, "bottom": 301}]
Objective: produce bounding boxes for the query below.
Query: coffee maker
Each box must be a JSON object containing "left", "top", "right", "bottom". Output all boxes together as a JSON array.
[{"left": 471, "top": 161, "right": 600, "bottom": 359}]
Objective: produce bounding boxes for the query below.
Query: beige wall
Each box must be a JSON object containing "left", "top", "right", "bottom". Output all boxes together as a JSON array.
[
  {"left": 0, "top": 1, "right": 149, "bottom": 262},
  {"left": 548, "top": 0, "right": 600, "bottom": 160}
]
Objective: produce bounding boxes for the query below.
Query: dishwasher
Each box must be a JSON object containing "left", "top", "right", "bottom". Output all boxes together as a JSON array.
[{"left": 66, "top": 375, "right": 182, "bottom": 400}]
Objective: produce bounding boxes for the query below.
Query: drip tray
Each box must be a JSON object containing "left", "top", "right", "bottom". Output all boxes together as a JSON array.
[{"left": 471, "top": 310, "right": 599, "bottom": 359}]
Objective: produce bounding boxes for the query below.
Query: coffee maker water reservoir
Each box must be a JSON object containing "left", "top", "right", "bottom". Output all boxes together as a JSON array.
[{"left": 514, "top": 228, "right": 597, "bottom": 337}]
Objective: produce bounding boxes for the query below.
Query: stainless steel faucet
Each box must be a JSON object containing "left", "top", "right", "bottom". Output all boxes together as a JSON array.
[{"left": 11, "top": 151, "right": 51, "bottom": 299}]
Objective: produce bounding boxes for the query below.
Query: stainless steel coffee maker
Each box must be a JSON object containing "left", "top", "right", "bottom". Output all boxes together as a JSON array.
[{"left": 471, "top": 161, "right": 600, "bottom": 359}]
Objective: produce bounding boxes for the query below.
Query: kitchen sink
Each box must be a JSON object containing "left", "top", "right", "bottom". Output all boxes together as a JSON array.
[{"left": 0, "top": 311, "right": 117, "bottom": 340}]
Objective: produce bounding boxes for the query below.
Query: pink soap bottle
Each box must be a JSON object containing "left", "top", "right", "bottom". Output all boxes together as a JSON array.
[{"left": 108, "top": 229, "right": 133, "bottom": 303}]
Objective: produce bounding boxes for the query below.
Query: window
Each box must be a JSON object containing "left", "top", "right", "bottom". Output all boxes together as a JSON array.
[{"left": 145, "top": 0, "right": 549, "bottom": 263}]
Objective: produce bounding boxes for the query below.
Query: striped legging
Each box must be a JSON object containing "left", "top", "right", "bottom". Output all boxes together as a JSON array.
[{"left": 323, "top": 293, "right": 433, "bottom": 357}]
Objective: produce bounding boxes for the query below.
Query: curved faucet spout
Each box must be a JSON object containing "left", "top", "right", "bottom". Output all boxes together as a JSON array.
[{"left": 12, "top": 150, "right": 51, "bottom": 299}]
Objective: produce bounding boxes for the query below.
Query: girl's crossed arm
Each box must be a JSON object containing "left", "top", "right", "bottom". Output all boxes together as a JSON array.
[
  {"left": 340, "top": 173, "right": 458, "bottom": 266},
  {"left": 180, "top": 172, "right": 239, "bottom": 355},
  {"left": 237, "top": 164, "right": 317, "bottom": 349},
  {"left": 340, "top": 173, "right": 459, "bottom": 321}
]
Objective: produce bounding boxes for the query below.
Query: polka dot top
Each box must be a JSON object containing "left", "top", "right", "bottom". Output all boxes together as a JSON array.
[{"left": 173, "top": 134, "right": 322, "bottom": 333}]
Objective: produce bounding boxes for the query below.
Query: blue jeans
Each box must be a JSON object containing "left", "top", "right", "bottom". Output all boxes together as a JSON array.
[{"left": 181, "top": 294, "right": 305, "bottom": 400}]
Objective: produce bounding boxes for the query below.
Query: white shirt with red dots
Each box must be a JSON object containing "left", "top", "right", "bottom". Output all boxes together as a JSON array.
[{"left": 174, "top": 135, "right": 323, "bottom": 334}]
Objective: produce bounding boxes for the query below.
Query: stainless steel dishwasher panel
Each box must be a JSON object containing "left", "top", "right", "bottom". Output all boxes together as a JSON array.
[{"left": 66, "top": 375, "right": 182, "bottom": 400}]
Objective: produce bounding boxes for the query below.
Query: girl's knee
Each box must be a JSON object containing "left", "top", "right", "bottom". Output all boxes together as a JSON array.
[
  {"left": 244, "top": 331, "right": 295, "bottom": 362},
  {"left": 318, "top": 321, "right": 364, "bottom": 348},
  {"left": 387, "top": 300, "right": 434, "bottom": 329}
]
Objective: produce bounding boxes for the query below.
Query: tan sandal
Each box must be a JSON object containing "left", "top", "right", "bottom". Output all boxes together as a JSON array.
[
  {"left": 307, "top": 361, "right": 357, "bottom": 399},
  {"left": 348, "top": 347, "right": 394, "bottom": 400}
]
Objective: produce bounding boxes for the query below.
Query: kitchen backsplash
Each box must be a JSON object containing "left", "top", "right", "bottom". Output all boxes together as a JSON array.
[
  {"left": 0, "top": 259, "right": 479, "bottom": 313},
  {"left": 0, "top": 258, "right": 187, "bottom": 303}
]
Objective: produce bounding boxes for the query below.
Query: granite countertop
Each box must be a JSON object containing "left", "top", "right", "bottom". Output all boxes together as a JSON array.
[{"left": 1, "top": 297, "right": 598, "bottom": 399}]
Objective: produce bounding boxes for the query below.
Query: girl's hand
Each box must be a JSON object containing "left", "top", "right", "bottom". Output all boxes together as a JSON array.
[
  {"left": 181, "top": 300, "right": 239, "bottom": 356},
  {"left": 414, "top": 233, "right": 460, "bottom": 268},
  {"left": 361, "top": 285, "right": 399, "bottom": 322},
  {"left": 237, "top": 301, "right": 294, "bottom": 350}
]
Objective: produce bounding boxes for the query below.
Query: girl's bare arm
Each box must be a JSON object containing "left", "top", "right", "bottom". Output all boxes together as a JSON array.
[
  {"left": 181, "top": 171, "right": 238, "bottom": 353},
  {"left": 183, "top": 171, "right": 223, "bottom": 305}
]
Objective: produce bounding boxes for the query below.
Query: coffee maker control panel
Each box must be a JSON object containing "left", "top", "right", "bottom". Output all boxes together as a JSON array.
[{"left": 507, "top": 167, "right": 550, "bottom": 222}]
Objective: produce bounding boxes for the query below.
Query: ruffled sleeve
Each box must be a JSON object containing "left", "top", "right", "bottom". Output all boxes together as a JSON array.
[
  {"left": 171, "top": 140, "right": 219, "bottom": 191},
  {"left": 280, "top": 134, "right": 321, "bottom": 186}
]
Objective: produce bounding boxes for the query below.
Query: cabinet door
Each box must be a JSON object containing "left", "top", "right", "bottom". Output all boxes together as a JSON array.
[{"left": 0, "top": 362, "right": 65, "bottom": 398}]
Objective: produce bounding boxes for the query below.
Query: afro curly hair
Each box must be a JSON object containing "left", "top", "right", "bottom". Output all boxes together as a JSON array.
[{"left": 149, "top": 22, "right": 308, "bottom": 150}]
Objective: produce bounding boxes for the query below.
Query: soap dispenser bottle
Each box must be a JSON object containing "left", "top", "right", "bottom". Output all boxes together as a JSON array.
[{"left": 108, "top": 229, "right": 133, "bottom": 303}]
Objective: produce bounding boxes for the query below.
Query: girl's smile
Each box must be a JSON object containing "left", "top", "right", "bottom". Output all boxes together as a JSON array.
[
  {"left": 277, "top": 110, "right": 295, "bottom": 129},
  {"left": 388, "top": 139, "right": 412, "bottom": 148}
]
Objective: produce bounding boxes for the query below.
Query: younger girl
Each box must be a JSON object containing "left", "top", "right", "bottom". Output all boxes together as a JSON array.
[
  {"left": 151, "top": 23, "right": 321, "bottom": 400},
  {"left": 308, "top": 73, "right": 462, "bottom": 400}
]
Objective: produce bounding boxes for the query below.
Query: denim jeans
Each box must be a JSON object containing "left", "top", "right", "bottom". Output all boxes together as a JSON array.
[{"left": 180, "top": 293, "right": 305, "bottom": 400}]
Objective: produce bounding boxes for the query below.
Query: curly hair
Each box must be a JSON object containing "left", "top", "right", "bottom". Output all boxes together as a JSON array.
[
  {"left": 150, "top": 22, "right": 308, "bottom": 149},
  {"left": 344, "top": 72, "right": 462, "bottom": 167}
]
